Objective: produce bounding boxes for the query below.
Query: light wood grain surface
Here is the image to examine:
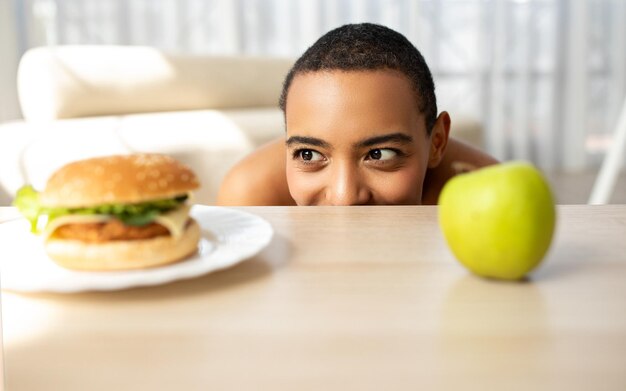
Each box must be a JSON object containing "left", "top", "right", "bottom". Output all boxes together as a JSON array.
[{"left": 1, "top": 205, "right": 626, "bottom": 390}]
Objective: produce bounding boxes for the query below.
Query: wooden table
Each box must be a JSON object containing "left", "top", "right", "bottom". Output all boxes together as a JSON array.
[{"left": 1, "top": 205, "right": 626, "bottom": 390}]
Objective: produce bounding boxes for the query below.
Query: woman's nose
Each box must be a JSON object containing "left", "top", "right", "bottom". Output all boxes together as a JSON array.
[{"left": 326, "top": 164, "right": 371, "bottom": 206}]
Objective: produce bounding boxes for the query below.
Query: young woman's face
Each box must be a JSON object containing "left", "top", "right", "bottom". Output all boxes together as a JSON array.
[{"left": 285, "top": 69, "right": 434, "bottom": 206}]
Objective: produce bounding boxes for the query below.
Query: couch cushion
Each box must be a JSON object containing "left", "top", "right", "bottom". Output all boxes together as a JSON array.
[
  {"left": 0, "top": 108, "right": 285, "bottom": 205},
  {"left": 18, "top": 46, "right": 294, "bottom": 121}
]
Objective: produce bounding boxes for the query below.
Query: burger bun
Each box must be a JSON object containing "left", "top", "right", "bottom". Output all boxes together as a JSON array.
[{"left": 44, "top": 219, "right": 201, "bottom": 271}]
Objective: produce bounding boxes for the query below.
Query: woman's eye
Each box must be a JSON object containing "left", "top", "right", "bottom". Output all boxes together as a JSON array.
[
  {"left": 296, "top": 149, "right": 324, "bottom": 162},
  {"left": 367, "top": 148, "right": 397, "bottom": 161}
]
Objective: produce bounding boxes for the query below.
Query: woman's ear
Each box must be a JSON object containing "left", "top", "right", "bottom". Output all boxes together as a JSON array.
[{"left": 427, "top": 111, "right": 451, "bottom": 168}]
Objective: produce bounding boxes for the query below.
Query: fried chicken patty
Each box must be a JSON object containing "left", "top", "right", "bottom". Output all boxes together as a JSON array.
[{"left": 54, "top": 219, "right": 171, "bottom": 243}]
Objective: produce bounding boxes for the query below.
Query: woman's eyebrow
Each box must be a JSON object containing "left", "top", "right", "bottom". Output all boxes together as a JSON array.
[
  {"left": 286, "top": 136, "right": 331, "bottom": 148},
  {"left": 356, "top": 133, "right": 413, "bottom": 148}
]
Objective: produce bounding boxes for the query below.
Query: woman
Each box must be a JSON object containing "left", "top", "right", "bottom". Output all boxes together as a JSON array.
[{"left": 217, "top": 23, "right": 497, "bottom": 206}]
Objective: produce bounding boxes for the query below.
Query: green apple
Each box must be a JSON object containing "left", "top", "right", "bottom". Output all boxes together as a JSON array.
[{"left": 438, "top": 161, "right": 556, "bottom": 280}]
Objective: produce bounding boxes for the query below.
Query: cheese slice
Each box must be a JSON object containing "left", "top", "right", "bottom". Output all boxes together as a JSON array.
[
  {"left": 42, "top": 204, "right": 191, "bottom": 240},
  {"left": 154, "top": 204, "right": 191, "bottom": 240}
]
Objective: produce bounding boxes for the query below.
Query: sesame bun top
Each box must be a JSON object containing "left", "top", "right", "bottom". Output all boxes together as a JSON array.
[{"left": 41, "top": 154, "right": 200, "bottom": 208}]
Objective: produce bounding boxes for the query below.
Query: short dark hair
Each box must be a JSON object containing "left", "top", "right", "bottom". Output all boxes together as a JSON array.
[{"left": 279, "top": 23, "right": 438, "bottom": 134}]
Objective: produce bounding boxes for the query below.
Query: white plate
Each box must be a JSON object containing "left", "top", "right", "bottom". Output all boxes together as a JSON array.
[{"left": 0, "top": 206, "right": 273, "bottom": 293}]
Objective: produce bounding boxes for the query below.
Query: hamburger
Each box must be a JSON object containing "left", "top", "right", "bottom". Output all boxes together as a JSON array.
[{"left": 13, "top": 154, "right": 201, "bottom": 271}]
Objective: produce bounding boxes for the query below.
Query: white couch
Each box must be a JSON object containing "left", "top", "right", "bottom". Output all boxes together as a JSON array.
[{"left": 0, "top": 45, "right": 484, "bottom": 206}]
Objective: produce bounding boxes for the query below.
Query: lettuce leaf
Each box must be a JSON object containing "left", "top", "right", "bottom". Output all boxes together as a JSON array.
[
  {"left": 12, "top": 185, "right": 42, "bottom": 232},
  {"left": 12, "top": 185, "right": 188, "bottom": 233}
]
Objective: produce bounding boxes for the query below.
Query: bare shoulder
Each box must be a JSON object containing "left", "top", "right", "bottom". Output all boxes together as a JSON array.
[
  {"left": 216, "top": 138, "right": 296, "bottom": 206},
  {"left": 422, "top": 138, "right": 499, "bottom": 204}
]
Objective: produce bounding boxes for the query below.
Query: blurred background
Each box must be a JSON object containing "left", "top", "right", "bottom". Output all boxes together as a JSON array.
[{"left": 1, "top": 0, "right": 625, "bottom": 203}]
